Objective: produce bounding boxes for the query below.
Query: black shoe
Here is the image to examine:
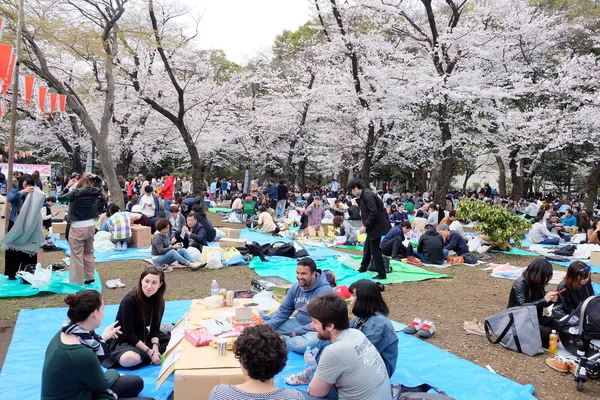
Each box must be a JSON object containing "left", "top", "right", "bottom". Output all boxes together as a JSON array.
[
  {"left": 8, "top": 275, "right": 17, "bottom": 281},
  {"left": 190, "top": 262, "right": 207, "bottom": 272},
  {"left": 372, "top": 274, "right": 387, "bottom": 280},
  {"left": 84, "top": 279, "right": 95, "bottom": 285},
  {"left": 358, "top": 267, "right": 368, "bottom": 273}
]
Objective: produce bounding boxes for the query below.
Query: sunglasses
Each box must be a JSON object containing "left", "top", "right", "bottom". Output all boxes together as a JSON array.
[
  {"left": 579, "top": 266, "right": 589, "bottom": 275},
  {"left": 146, "top": 264, "right": 166, "bottom": 272}
]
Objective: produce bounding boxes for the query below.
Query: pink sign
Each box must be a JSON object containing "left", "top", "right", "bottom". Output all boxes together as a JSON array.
[{"left": 0, "top": 163, "right": 51, "bottom": 177}]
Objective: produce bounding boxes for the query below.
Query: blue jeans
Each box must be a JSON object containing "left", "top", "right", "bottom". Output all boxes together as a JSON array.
[
  {"left": 539, "top": 238, "right": 560, "bottom": 245},
  {"left": 411, "top": 248, "right": 448, "bottom": 265},
  {"left": 153, "top": 248, "right": 194, "bottom": 266},
  {"left": 275, "top": 319, "right": 319, "bottom": 354},
  {"left": 163, "top": 199, "right": 172, "bottom": 214}
]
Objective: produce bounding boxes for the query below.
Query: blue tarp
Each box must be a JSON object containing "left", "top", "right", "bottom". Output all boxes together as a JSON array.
[
  {"left": 0, "top": 270, "right": 102, "bottom": 298},
  {"left": 0, "top": 301, "right": 537, "bottom": 400},
  {"left": 52, "top": 238, "right": 151, "bottom": 264}
]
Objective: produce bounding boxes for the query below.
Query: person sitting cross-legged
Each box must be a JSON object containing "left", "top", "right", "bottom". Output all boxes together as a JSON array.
[
  {"left": 174, "top": 212, "right": 207, "bottom": 252},
  {"left": 529, "top": 217, "right": 561, "bottom": 245},
  {"left": 380, "top": 221, "right": 411, "bottom": 261},
  {"left": 267, "top": 257, "right": 334, "bottom": 354},
  {"left": 410, "top": 223, "right": 447, "bottom": 265}
]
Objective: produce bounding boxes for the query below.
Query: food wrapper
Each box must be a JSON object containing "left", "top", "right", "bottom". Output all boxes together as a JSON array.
[{"left": 184, "top": 327, "right": 215, "bottom": 347}]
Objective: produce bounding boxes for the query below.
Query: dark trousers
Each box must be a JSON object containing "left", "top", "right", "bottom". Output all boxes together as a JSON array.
[
  {"left": 4, "top": 220, "right": 38, "bottom": 279},
  {"left": 360, "top": 235, "right": 386, "bottom": 276},
  {"left": 108, "top": 374, "right": 153, "bottom": 400},
  {"left": 381, "top": 237, "right": 408, "bottom": 259}
]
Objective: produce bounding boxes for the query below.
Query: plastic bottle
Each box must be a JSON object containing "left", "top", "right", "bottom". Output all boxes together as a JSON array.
[
  {"left": 548, "top": 330, "right": 558, "bottom": 354},
  {"left": 210, "top": 280, "right": 219, "bottom": 297},
  {"left": 304, "top": 346, "right": 316, "bottom": 369}
]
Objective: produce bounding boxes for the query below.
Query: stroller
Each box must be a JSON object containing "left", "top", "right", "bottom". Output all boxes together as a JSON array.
[{"left": 559, "top": 295, "right": 600, "bottom": 391}]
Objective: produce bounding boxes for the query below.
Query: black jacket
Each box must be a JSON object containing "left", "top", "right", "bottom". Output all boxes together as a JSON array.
[
  {"left": 507, "top": 276, "right": 552, "bottom": 318},
  {"left": 347, "top": 205, "right": 361, "bottom": 220},
  {"left": 357, "top": 189, "right": 391, "bottom": 238},
  {"left": 417, "top": 227, "right": 445, "bottom": 263},
  {"left": 195, "top": 209, "right": 216, "bottom": 242},
  {"left": 277, "top": 184, "right": 288, "bottom": 202},
  {"left": 58, "top": 176, "right": 103, "bottom": 222},
  {"left": 553, "top": 280, "right": 594, "bottom": 318}
]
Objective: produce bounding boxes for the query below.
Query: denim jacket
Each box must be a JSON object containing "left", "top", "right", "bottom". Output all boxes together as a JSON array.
[{"left": 350, "top": 312, "right": 398, "bottom": 377}]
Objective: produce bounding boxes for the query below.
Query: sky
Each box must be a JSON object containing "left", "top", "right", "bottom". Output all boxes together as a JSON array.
[{"left": 181, "top": 0, "right": 313, "bottom": 65}]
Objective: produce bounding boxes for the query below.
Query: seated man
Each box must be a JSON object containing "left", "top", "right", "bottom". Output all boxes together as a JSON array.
[
  {"left": 530, "top": 218, "right": 561, "bottom": 245},
  {"left": 439, "top": 223, "right": 468, "bottom": 255},
  {"left": 174, "top": 212, "right": 207, "bottom": 251},
  {"left": 390, "top": 203, "right": 408, "bottom": 225},
  {"left": 546, "top": 212, "right": 571, "bottom": 241},
  {"left": 268, "top": 257, "right": 334, "bottom": 354},
  {"left": 560, "top": 209, "right": 577, "bottom": 227},
  {"left": 346, "top": 200, "right": 361, "bottom": 221},
  {"left": 304, "top": 293, "right": 391, "bottom": 400},
  {"left": 190, "top": 206, "right": 217, "bottom": 242},
  {"left": 438, "top": 210, "right": 456, "bottom": 230},
  {"left": 411, "top": 223, "right": 447, "bottom": 265},
  {"left": 305, "top": 198, "right": 325, "bottom": 237},
  {"left": 381, "top": 221, "right": 411, "bottom": 260}
]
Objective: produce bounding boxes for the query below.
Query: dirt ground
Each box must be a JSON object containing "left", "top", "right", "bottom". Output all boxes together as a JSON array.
[{"left": 0, "top": 213, "right": 599, "bottom": 399}]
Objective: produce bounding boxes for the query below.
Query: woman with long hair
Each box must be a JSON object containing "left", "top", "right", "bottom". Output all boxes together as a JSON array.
[
  {"left": 554, "top": 261, "right": 594, "bottom": 318},
  {"left": 507, "top": 258, "right": 560, "bottom": 348},
  {"left": 103, "top": 266, "right": 170, "bottom": 369},
  {"left": 41, "top": 290, "right": 151, "bottom": 400},
  {"left": 58, "top": 173, "right": 103, "bottom": 285}
]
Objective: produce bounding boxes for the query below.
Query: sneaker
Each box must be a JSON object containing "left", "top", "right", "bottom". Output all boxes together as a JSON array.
[
  {"left": 406, "top": 256, "right": 423, "bottom": 266},
  {"left": 372, "top": 274, "right": 387, "bottom": 280},
  {"left": 112, "top": 278, "right": 126, "bottom": 288},
  {"left": 115, "top": 242, "right": 122, "bottom": 251},
  {"left": 84, "top": 279, "right": 95, "bottom": 285},
  {"left": 417, "top": 321, "right": 436, "bottom": 338},
  {"left": 122, "top": 242, "right": 128, "bottom": 250},
  {"left": 285, "top": 367, "right": 315, "bottom": 386},
  {"left": 402, "top": 318, "right": 423, "bottom": 334},
  {"left": 546, "top": 356, "right": 569, "bottom": 373},
  {"left": 106, "top": 280, "right": 117, "bottom": 289}
]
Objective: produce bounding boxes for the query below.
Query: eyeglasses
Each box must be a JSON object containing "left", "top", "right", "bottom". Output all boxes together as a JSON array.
[{"left": 146, "top": 264, "right": 166, "bottom": 272}]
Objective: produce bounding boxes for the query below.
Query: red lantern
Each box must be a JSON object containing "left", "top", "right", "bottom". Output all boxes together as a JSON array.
[
  {"left": 50, "top": 92, "right": 57, "bottom": 114},
  {"left": 24, "top": 76, "right": 35, "bottom": 109},
  {"left": 38, "top": 87, "right": 48, "bottom": 114},
  {"left": 59, "top": 94, "right": 66, "bottom": 112}
]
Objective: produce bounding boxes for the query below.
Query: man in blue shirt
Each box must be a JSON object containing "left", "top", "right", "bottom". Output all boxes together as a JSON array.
[
  {"left": 560, "top": 208, "right": 577, "bottom": 227},
  {"left": 381, "top": 221, "right": 411, "bottom": 260}
]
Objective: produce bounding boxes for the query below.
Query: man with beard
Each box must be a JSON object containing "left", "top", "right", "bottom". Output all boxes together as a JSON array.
[
  {"left": 267, "top": 257, "right": 334, "bottom": 354},
  {"left": 304, "top": 293, "right": 390, "bottom": 400}
]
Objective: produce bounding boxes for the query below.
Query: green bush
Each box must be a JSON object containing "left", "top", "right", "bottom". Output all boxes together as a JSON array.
[{"left": 455, "top": 199, "right": 531, "bottom": 248}]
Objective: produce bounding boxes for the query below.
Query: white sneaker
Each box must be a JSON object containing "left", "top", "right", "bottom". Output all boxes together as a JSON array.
[
  {"left": 106, "top": 279, "right": 117, "bottom": 289},
  {"left": 122, "top": 242, "right": 128, "bottom": 250},
  {"left": 112, "top": 278, "right": 126, "bottom": 288},
  {"left": 115, "top": 242, "right": 121, "bottom": 251}
]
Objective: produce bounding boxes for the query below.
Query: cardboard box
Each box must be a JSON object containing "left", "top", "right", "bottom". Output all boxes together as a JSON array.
[
  {"left": 52, "top": 222, "right": 68, "bottom": 234},
  {"left": 130, "top": 225, "right": 151, "bottom": 248},
  {"left": 174, "top": 368, "right": 244, "bottom": 400},
  {"left": 59, "top": 233, "right": 66, "bottom": 241},
  {"left": 590, "top": 251, "right": 600, "bottom": 267},
  {"left": 219, "top": 238, "right": 247, "bottom": 249},
  {"left": 272, "top": 284, "right": 292, "bottom": 296},
  {"left": 156, "top": 301, "right": 260, "bottom": 396},
  {"left": 220, "top": 228, "right": 241, "bottom": 239}
]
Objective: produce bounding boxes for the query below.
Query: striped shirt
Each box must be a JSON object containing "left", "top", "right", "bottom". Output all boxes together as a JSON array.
[{"left": 208, "top": 384, "right": 304, "bottom": 400}]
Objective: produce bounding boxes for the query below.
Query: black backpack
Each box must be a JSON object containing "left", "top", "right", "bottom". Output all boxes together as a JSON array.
[
  {"left": 369, "top": 256, "right": 392, "bottom": 273},
  {"left": 553, "top": 245, "right": 576, "bottom": 256}
]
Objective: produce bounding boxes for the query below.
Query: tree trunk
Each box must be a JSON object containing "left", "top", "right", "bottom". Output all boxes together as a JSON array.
[
  {"left": 585, "top": 164, "right": 600, "bottom": 213},
  {"left": 509, "top": 148, "right": 524, "bottom": 200},
  {"left": 432, "top": 157, "right": 456, "bottom": 205},
  {"left": 496, "top": 155, "right": 507, "bottom": 196},
  {"left": 116, "top": 149, "right": 134, "bottom": 178},
  {"left": 298, "top": 159, "right": 307, "bottom": 188},
  {"left": 462, "top": 169, "right": 474, "bottom": 192},
  {"left": 359, "top": 122, "right": 375, "bottom": 185},
  {"left": 338, "top": 168, "right": 349, "bottom": 194}
]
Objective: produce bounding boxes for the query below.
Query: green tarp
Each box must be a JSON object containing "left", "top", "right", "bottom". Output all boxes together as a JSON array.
[
  {"left": 0, "top": 270, "right": 102, "bottom": 298},
  {"left": 249, "top": 256, "right": 450, "bottom": 287},
  {"left": 208, "top": 207, "right": 231, "bottom": 213}
]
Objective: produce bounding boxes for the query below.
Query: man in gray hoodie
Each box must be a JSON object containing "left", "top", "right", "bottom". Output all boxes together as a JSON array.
[{"left": 268, "top": 257, "right": 335, "bottom": 353}]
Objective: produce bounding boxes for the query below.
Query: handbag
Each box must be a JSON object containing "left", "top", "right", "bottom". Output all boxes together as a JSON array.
[{"left": 484, "top": 306, "right": 544, "bottom": 356}]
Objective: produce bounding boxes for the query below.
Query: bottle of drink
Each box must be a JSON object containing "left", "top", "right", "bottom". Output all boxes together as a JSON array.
[
  {"left": 210, "top": 280, "right": 219, "bottom": 297},
  {"left": 548, "top": 330, "right": 558, "bottom": 354},
  {"left": 304, "top": 346, "right": 316, "bottom": 369}
]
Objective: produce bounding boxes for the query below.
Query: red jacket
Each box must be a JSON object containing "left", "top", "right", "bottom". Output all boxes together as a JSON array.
[
  {"left": 127, "top": 181, "right": 135, "bottom": 197},
  {"left": 162, "top": 175, "right": 175, "bottom": 200}
]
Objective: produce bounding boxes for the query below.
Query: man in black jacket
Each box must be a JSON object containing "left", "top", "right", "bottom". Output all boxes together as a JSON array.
[
  {"left": 413, "top": 224, "right": 447, "bottom": 265},
  {"left": 348, "top": 178, "right": 391, "bottom": 280}
]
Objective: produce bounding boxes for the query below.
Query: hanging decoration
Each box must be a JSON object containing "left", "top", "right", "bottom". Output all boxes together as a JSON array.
[
  {"left": 0, "top": 18, "right": 4, "bottom": 41},
  {"left": 0, "top": 44, "right": 14, "bottom": 98},
  {"left": 49, "top": 92, "right": 57, "bottom": 114},
  {"left": 23, "top": 76, "right": 34, "bottom": 109},
  {"left": 3, "top": 53, "right": 16, "bottom": 98},
  {"left": 38, "top": 86, "right": 48, "bottom": 115},
  {"left": 59, "top": 94, "right": 66, "bottom": 113}
]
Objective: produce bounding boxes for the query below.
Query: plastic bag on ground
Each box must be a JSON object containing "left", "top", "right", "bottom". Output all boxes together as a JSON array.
[
  {"left": 186, "top": 246, "right": 202, "bottom": 262},
  {"left": 338, "top": 254, "right": 360, "bottom": 270},
  {"left": 205, "top": 251, "right": 223, "bottom": 270},
  {"left": 17, "top": 263, "right": 52, "bottom": 288}
]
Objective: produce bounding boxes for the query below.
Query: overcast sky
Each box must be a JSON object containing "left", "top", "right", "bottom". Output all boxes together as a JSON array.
[{"left": 183, "top": 0, "right": 313, "bottom": 64}]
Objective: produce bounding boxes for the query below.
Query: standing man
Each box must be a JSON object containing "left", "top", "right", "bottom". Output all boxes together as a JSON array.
[
  {"left": 330, "top": 179, "right": 339, "bottom": 198},
  {"left": 161, "top": 170, "right": 174, "bottom": 213},
  {"left": 268, "top": 257, "right": 334, "bottom": 353},
  {"left": 276, "top": 180, "right": 288, "bottom": 218},
  {"left": 305, "top": 293, "right": 391, "bottom": 400},
  {"left": 348, "top": 178, "right": 391, "bottom": 280}
]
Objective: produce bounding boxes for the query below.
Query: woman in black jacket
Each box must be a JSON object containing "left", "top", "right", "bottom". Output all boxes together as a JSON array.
[
  {"left": 58, "top": 173, "right": 103, "bottom": 286},
  {"left": 507, "top": 258, "right": 560, "bottom": 348},
  {"left": 554, "top": 261, "right": 593, "bottom": 318}
]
